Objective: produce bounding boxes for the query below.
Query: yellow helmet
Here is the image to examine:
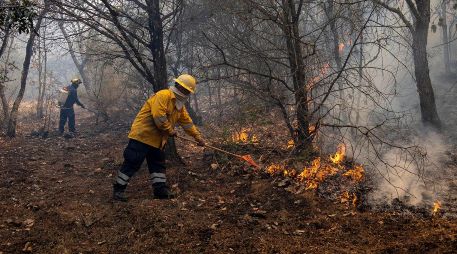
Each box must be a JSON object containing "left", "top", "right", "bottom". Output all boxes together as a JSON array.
[
  {"left": 174, "top": 74, "right": 197, "bottom": 93},
  {"left": 71, "top": 78, "right": 82, "bottom": 84}
]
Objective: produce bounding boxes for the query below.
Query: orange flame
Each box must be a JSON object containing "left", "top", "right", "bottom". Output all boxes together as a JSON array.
[
  {"left": 352, "top": 193, "right": 358, "bottom": 207},
  {"left": 330, "top": 143, "right": 346, "bottom": 164},
  {"left": 343, "top": 165, "right": 364, "bottom": 182},
  {"left": 298, "top": 158, "right": 338, "bottom": 190},
  {"left": 341, "top": 192, "right": 358, "bottom": 207},
  {"left": 286, "top": 140, "right": 295, "bottom": 149},
  {"left": 432, "top": 201, "right": 441, "bottom": 215},
  {"left": 232, "top": 129, "right": 248, "bottom": 142},
  {"left": 232, "top": 128, "right": 257, "bottom": 143},
  {"left": 266, "top": 164, "right": 285, "bottom": 175},
  {"left": 341, "top": 191, "right": 350, "bottom": 203},
  {"left": 307, "top": 63, "right": 330, "bottom": 89}
]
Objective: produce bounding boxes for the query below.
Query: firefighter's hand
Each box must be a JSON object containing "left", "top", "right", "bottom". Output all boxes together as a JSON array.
[
  {"left": 195, "top": 137, "right": 206, "bottom": 146},
  {"left": 169, "top": 130, "right": 177, "bottom": 137}
]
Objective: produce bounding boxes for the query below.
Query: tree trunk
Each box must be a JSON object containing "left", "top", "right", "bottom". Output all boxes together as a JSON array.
[
  {"left": 36, "top": 28, "right": 46, "bottom": 119},
  {"left": 0, "top": 25, "right": 10, "bottom": 58},
  {"left": 411, "top": 4, "right": 441, "bottom": 129},
  {"left": 0, "top": 36, "right": 14, "bottom": 129},
  {"left": 326, "top": 0, "right": 345, "bottom": 122},
  {"left": 147, "top": 0, "right": 168, "bottom": 92},
  {"left": 192, "top": 93, "right": 200, "bottom": 115},
  {"left": 146, "top": 0, "right": 180, "bottom": 160},
  {"left": 7, "top": 5, "right": 48, "bottom": 137},
  {"left": 441, "top": 0, "right": 450, "bottom": 74},
  {"left": 58, "top": 22, "right": 92, "bottom": 95},
  {"left": 281, "top": 0, "right": 312, "bottom": 154},
  {"left": 208, "top": 84, "right": 212, "bottom": 107}
]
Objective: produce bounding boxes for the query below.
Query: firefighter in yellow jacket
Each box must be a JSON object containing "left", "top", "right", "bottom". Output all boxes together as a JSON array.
[{"left": 113, "top": 74, "right": 205, "bottom": 201}]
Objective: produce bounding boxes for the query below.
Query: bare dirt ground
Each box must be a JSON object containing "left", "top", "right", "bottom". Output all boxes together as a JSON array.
[{"left": 1, "top": 117, "right": 457, "bottom": 254}]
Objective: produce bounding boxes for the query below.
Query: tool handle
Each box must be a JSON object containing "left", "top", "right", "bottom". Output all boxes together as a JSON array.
[{"left": 176, "top": 135, "right": 243, "bottom": 159}]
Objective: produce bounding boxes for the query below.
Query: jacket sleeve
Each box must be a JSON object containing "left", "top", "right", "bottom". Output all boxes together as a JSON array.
[
  {"left": 150, "top": 92, "right": 174, "bottom": 135},
  {"left": 178, "top": 107, "right": 201, "bottom": 139},
  {"left": 74, "top": 90, "right": 84, "bottom": 107}
]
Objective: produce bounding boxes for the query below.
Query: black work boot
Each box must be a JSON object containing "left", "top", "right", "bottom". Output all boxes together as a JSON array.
[
  {"left": 153, "top": 184, "right": 175, "bottom": 199},
  {"left": 113, "top": 183, "right": 128, "bottom": 202}
]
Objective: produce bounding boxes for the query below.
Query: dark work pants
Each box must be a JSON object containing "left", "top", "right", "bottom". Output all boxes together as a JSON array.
[
  {"left": 115, "top": 139, "right": 166, "bottom": 189},
  {"left": 59, "top": 108, "right": 76, "bottom": 133}
]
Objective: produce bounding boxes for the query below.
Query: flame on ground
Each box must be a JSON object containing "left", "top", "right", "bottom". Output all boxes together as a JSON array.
[
  {"left": 343, "top": 165, "right": 364, "bottom": 181},
  {"left": 341, "top": 191, "right": 358, "bottom": 207},
  {"left": 232, "top": 128, "right": 257, "bottom": 143},
  {"left": 298, "top": 158, "right": 339, "bottom": 190},
  {"left": 264, "top": 143, "right": 365, "bottom": 203},
  {"left": 432, "top": 201, "right": 441, "bottom": 215},
  {"left": 330, "top": 143, "right": 346, "bottom": 164},
  {"left": 266, "top": 164, "right": 285, "bottom": 175},
  {"left": 286, "top": 140, "right": 295, "bottom": 149}
]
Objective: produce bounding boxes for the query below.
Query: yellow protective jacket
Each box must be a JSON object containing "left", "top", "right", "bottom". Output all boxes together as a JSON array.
[{"left": 128, "top": 88, "right": 201, "bottom": 149}]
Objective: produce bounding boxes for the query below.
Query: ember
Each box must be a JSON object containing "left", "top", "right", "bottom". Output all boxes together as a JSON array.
[{"left": 432, "top": 201, "right": 441, "bottom": 216}]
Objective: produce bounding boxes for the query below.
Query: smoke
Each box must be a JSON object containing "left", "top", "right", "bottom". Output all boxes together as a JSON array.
[{"left": 369, "top": 130, "right": 450, "bottom": 206}]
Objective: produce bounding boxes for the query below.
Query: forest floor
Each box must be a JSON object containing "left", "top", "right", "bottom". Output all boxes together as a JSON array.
[{"left": 1, "top": 113, "right": 457, "bottom": 254}]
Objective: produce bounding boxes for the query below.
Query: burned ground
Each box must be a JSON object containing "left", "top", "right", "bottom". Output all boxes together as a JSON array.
[{"left": 1, "top": 118, "right": 457, "bottom": 254}]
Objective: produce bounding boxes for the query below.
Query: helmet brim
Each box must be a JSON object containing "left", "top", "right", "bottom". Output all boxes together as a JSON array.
[{"left": 174, "top": 78, "right": 195, "bottom": 93}]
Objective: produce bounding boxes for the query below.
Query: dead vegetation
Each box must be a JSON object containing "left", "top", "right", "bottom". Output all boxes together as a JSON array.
[{"left": 1, "top": 115, "right": 457, "bottom": 253}]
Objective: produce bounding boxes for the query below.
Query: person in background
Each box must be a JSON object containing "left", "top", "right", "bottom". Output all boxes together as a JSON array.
[{"left": 59, "top": 78, "right": 85, "bottom": 135}]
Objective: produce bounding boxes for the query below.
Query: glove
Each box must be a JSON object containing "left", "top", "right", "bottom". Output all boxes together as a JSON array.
[
  {"left": 195, "top": 137, "right": 206, "bottom": 147},
  {"left": 169, "top": 130, "right": 177, "bottom": 137}
]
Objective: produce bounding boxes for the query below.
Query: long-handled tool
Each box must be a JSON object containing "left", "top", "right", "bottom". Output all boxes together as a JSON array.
[{"left": 176, "top": 135, "right": 260, "bottom": 168}]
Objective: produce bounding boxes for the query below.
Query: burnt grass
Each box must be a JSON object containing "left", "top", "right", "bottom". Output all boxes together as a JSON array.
[{"left": 1, "top": 120, "right": 457, "bottom": 253}]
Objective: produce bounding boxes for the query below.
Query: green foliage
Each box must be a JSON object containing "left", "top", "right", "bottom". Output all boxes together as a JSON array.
[{"left": 0, "top": 0, "right": 36, "bottom": 34}]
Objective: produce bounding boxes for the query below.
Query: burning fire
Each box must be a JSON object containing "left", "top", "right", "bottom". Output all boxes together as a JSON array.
[
  {"left": 307, "top": 63, "right": 330, "bottom": 89},
  {"left": 341, "top": 191, "right": 358, "bottom": 207},
  {"left": 298, "top": 158, "right": 339, "bottom": 190},
  {"left": 432, "top": 201, "right": 441, "bottom": 216},
  {"left": 343, "top": 165, "right": 364, "bottom": 181},
  {"left": 232, "top": 128, "right": 257, "bottom": 143},
  {"left": 267, "top": 164, "right": 285, "bottom": 175},
  {"left": 286, "top": 140, "right": 295, "bottom": 149},
  {"left": 330, "top": 143, "right": 346, "bottom": 164},
  {"left": 264, "top": 143, "right": 365, "bottom": 206}
]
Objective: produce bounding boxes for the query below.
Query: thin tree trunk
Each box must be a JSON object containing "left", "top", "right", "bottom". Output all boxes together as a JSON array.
[
  {"left": 282, "top": 0, "right": 312, "bottom": 153},
  {"left": 326, "top": 0, "right": 345, "bottom": 122},
  {"left": 441, "top": 0, "right": 450, "bottom": 74},
  {"left": 58, "top": 22, "right": 92, "bottom": 94},
  {"left": 412, "top": 2, "right": 441, "bottom": 129},
  {"left": 0, "top": 36, "right": 14, "bottom": 129},
  {"left": 0, "top": 26, "right": 11, "bottom": 58},
  {"left": 208, "top": 84, "right": 212, "bottom": 107},
  {"left": 192, "top": 93, "right": 200, "bottom": 114},
  {"left": 7, "top": 5, "right": 48, "bottom": 137},
  {"left": 37, "top": 31, "right": 44, "bottom": 118},
  {"left": 146, "top": 0, "right": 180, "bottom": 159},
  {"left": 147, "top": 0, "right": 168, "bottom": 92}
]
